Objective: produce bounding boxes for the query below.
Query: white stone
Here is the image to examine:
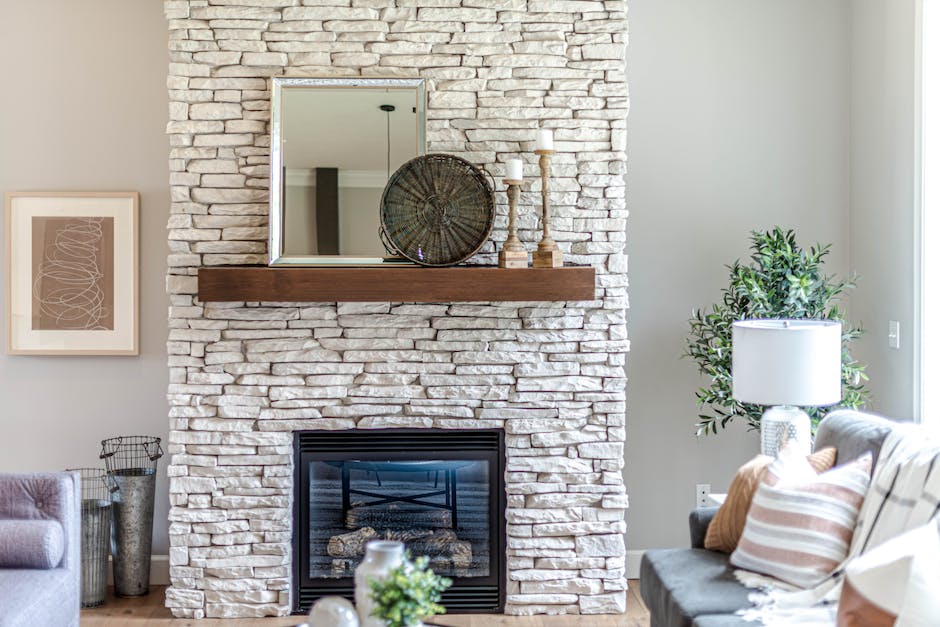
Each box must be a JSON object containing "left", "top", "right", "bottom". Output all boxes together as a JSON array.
[
  {"left": 506, "top": 594, "right": 578, "bottom": 605},
  {"left": 574, "top": 534, "right": 626, "bottom": 558},
  {"left": 527, "top": 493, "right": 602, "bottom": 508},
  {"left": 165, "top": 588, "right": 205, "bottom": 609},
  {"left": 520, "top": 578, "right": 603, "bottom": 595},
  {"left": 577, "top": 442, "right": 624, "bottom": 459},
  {"left": 507, "top": 457, "right": 593, "bottom": 474},
  {"left": 531, "top": 429, "right": 605, "bottom": 447},
  {"left": 509, "top": 569, "right": 579, "bottom": 581},
  {"left": 579, "top": 591, "right": 627, "bottom": 614}
]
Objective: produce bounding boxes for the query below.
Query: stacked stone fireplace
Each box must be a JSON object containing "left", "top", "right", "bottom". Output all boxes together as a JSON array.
[{"left": 164, "top": 0, "right": 628, "bottom": 619}]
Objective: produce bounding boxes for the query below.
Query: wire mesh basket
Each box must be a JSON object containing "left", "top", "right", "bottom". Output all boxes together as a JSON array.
[
  {"left": 100, "top": 435, "right": 163, "bottom": 476},
  {"left": 380, "top": 153, "right": 495, "bottom": 266},
  {"left": 100, "top": 436, "right": 163, "bottom": 597},
  {"left": 68, "top": 467, "right": 117, "bottom": 608}
]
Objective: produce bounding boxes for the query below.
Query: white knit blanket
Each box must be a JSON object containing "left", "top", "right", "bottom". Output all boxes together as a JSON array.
[{"left": 735, "top": 424, "right": 940, "bottom": 625}]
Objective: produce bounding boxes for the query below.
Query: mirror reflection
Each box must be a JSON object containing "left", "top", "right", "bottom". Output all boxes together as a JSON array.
[{"left": 270, "top": 78, "right": 426, "bottom": 265}]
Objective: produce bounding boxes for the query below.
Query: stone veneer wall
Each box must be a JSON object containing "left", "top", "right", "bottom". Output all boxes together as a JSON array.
[{"left": 164, "top": 0, "right": 628, "bottom": 618}]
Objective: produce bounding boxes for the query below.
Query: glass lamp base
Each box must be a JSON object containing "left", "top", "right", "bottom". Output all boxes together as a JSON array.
[{"left": 760, "top": 405, "right": 812, "bottom": 457}]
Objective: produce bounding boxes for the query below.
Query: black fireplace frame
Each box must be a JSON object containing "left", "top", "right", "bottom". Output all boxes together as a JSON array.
[{"left": 292, "top": 428, "right": 506, "bottom": 615}]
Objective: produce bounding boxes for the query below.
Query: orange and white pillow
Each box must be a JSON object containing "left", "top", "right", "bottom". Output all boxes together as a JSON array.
[
  {"left": 704, "top": 447, "right": 837, "bottom": 553},
  {"left": 730, "top": 445, "right": 872, "bottom": 589},
  {"left": 838, "top": 519, "right": 940, "bottom": 627}
]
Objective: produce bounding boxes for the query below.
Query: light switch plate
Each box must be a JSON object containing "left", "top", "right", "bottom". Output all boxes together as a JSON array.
[{"left": 889, "top": 320, "right": 900, "bottom": 350}]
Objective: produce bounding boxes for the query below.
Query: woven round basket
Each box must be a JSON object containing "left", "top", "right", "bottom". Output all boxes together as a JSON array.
[{"left": 380, "top": 153, "right": 495, "bottom": 266}]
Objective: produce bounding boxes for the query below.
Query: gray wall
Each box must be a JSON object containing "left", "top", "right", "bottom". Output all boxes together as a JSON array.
[
  {"left": 0, "top": 1, "right": 170, "bottom": 552},
  {"left": 626, "top": 0, "right": 852, "bottom": 551},
  {"left": 284, "top": 184, "right": 386, "bottom": 256},
  {"left": 284, "top": 184, "right": 317, "bottom": 255},
  {"left": 849, "top": 0, "right": 919, "bottom": 421},
  {"left": 339, "top": 186, "right": 385, "bottom": 256}
]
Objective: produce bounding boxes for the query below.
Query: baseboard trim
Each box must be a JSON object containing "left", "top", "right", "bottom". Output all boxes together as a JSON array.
[
  {"left": 626, "top": 550, "right": 643, "bottom": 579},
  {"left": 106, "top": 554, "right": 170, "bottom": 586}
]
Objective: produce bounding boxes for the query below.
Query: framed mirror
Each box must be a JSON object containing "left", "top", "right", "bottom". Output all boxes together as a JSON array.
[{"left": 269, "top": 77, "right": 427, "bottom": 266}]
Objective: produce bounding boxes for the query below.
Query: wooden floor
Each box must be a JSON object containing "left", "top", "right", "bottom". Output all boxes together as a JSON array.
[{"left": 81, "top": 583, "right": 650, "bottom": 626}]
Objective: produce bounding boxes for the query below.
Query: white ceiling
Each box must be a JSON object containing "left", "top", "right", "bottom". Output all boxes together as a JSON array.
[{"left": 281, "top": 87, "right": 421, "bottom": 174}]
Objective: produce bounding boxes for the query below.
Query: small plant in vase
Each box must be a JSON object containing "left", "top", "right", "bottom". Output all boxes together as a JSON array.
[{"left": 369, "top": 555, "right": 452, "bottom": 627}]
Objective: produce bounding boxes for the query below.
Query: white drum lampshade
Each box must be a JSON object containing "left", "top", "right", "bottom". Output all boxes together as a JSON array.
[{"left": 732, "top": 319, "right": 842, "bottom": 456}]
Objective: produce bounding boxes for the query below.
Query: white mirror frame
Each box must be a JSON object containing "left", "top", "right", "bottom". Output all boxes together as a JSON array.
[{"left": 268, "top": 76, "right": 427, "bottom": 266}]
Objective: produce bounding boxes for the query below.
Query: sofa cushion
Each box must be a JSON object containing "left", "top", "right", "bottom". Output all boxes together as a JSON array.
[
  {"left": 814, "top": 409, "right": 898, "bottom": 471},
  {"left": 704, "top": 447, "right": 836, "bottom": 553},
  {"left": 838, "top": 519, "right": 940, "bottom": 626},
  {"left": 730, "top": 449, "right": 872, "bottom": 588},
  {"left": 837, "top": 580, "right": 896, "bottom": 627},
  {"left": 0, "top": 519, "right": 65, "bottom": 569},
  {"left": 0, "top": 568, "right": 77, "bottom": 627},
  {"left": 640, "top": 549, "right": 752, "bottom": 627}
]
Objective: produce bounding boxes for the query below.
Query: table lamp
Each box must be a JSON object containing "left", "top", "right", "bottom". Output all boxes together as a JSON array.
[{"left": 731, "top": 319, "right": 842, "bottom": 456}]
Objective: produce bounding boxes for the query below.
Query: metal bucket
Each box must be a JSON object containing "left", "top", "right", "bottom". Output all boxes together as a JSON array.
[
  {"left": 109, "top": 468, "right": 156, "bottom": 597},
  {"left": 100, "top": 436, "right": 163, "bottom": 598},
  {"left": 69, "top": 468, "right": 116, "bottom": 608}
]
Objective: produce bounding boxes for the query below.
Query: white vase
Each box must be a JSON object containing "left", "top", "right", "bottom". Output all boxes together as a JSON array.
[{"left": 355, "top": 540, "right": 405, "bottom": 627}]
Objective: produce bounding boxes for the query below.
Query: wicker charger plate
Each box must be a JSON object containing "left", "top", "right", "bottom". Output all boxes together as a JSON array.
[{"left": 380, "top": 153, "right": 495, "bottom": 266}]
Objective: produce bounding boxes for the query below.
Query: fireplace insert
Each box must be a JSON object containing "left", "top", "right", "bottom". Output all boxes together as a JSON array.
[{"left": 292, "top": 428, "right": 506, "bottom": 614}]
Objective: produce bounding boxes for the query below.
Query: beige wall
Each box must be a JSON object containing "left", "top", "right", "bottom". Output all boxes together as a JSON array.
[
  {"left": 284, "top": 184, "right": 317, "bottom": 255},
  {"left": 339, "top": 186, "right": 385, "bottom": 256},
  {"left": 0, "top": 1, "right": 170, "bottom": 552},
  {"left": 849, "top": 0, "right": 919, "bottom": 421},
  {"left": 626, "top": 0, "right": 852, "bottom": 552},
  {"left": 283, "top": 184, "right": 385, "bottom": 256}
]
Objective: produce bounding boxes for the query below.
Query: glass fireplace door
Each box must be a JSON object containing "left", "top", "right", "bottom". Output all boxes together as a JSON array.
[
  {"left": 293, "top": 429, "right": 505, "bottom": 614},
  {"left": 308, "top": 458, "right": 491, "bottom": 580}
]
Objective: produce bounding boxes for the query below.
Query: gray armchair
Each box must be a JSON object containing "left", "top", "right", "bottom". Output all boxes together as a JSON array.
[{"left": 0, "top": 472, "right": 81, "bottom": 627}]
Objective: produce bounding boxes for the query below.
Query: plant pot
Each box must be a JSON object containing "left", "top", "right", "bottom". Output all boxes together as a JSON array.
[{"left": 355, "top": 540, "right": 405, "bottom": 627}]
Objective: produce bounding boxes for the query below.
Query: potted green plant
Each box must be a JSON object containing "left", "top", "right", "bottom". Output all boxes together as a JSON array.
[
  {"left": 368, "top": 555, "right": 452, "bottom": 627},
  {"left": 686, "top": 227, "right": 869, "bottom": 436}
]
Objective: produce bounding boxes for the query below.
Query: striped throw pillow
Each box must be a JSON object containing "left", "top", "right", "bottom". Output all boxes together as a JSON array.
[
  {"left": 704, "top": 447, "right": 837, "bottom": 553},
  {"left": 729, "top": 446, "right": 872, "bottom": 588}
]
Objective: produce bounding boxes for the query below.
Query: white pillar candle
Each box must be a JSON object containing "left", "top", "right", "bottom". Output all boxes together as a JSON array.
[
  {"left": 507, "top": 158, "right": 523, "bottom": 180},
  {"left": 536, "top": 129, "right": 554, "bottom": 151}
]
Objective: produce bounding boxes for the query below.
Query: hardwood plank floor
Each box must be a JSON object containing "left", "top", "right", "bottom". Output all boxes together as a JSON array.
[{"left": 81, "top": 583, "right": 649, "bottom": 626}]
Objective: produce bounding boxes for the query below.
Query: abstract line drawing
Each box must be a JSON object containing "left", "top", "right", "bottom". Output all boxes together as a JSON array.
[{"left": 31, "top": 216, "right": 114, "bottom": 331}]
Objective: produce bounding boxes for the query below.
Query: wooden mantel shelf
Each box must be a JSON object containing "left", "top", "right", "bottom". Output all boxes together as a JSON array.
[{"left": 197, "top": 265, "right": 596, "bottom": 303}]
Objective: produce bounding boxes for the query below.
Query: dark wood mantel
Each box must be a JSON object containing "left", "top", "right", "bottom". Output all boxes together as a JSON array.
[{"left": 197, "top": 265, "right": 596, "bottom": 303}]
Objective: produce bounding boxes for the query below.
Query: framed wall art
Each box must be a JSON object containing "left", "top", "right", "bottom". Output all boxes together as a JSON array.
[{"left": 5, "top": 192, "right": 139, "bottom": 355}]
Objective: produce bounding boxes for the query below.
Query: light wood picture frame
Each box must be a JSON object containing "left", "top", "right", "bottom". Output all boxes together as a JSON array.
[{"left": 5, "top": 191, "right": 139, "bottom": 355}]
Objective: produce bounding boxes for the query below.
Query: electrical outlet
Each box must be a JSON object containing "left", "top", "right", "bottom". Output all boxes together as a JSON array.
[{"left": 696, "top": 483, "right": 711, "bottom": 508}]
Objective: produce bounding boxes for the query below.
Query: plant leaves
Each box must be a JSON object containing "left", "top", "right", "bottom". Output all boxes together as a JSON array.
[{"left": 684, "top": 227, "right": 870, "bottom": 434}]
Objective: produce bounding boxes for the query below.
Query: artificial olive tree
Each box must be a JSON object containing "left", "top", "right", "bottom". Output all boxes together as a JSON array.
[{"left": 686, "top": 227, "right": 869, "bottom": 435}]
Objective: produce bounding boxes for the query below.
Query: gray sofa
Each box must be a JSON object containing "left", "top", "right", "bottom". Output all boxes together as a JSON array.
[
  {"left": 0, "top": 472, "right": 81, "bottom": 627},
  {"left": 639, "top": 410, "right": 899, "bottom": 627}
]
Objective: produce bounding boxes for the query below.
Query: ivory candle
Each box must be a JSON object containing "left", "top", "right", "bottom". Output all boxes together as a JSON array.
[
  {"left": 536, "top": 129, "right": 554, "bottom": 151},
  {"left": 507, "top": 158, "right": 523, "bottom": 180}
]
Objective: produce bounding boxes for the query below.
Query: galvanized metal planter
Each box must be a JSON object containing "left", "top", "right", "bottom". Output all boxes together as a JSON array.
[{"left": 100, "top": 436, "right": 163, "bottom": 598}]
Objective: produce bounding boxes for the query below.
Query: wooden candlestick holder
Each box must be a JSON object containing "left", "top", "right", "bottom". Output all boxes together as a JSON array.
[
  {"left": 499, "top": 178, "right": 528, "bottom": 268},
  {"left": 533, "top": 149, "right": 563, "bottom": 268}
]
